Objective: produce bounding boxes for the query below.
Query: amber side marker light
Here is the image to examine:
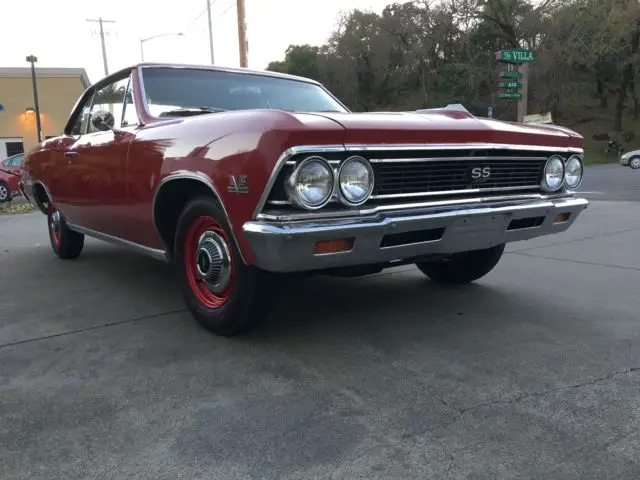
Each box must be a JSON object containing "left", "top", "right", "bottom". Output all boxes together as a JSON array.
[
  {"left": 313, "top": 238, "right": 355, "bottom": 255},
  {"left": 554, "top": 212, "right": 571, "bottom": 224}
]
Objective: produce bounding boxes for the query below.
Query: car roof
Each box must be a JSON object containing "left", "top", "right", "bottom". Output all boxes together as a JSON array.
[{"left": 90, "top": 62, "right": 322, "bottom": 90}]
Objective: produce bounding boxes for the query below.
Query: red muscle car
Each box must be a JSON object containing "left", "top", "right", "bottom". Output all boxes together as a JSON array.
[
  {"left": 20, "top": 63, "right": 588, "bottom": 336},
  {"left": 0, "top": 153, "right": 24, "bottom": 203}
]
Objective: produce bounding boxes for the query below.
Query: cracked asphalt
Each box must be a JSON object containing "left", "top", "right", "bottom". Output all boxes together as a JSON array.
[{"left": 2, "top": 164, "right": 640, "bottom": 479}]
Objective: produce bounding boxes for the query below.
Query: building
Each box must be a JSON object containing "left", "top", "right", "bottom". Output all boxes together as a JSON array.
[{"left": 0, "top": 67, "right": 90, "bottom": 160}]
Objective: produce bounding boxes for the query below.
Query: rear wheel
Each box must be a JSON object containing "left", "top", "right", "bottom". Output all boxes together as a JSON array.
[
  {"left": 415, "top": 244, "right": 505, "bottom": 284},
  {"left": 0, "top": 181, "right": 10, "bottom": 203},
  {"left": 174, "top": 196, "right": 276, "bottom": 336},
  {"left": 47, "top": 203, "right": 85, "bottom": 259}
]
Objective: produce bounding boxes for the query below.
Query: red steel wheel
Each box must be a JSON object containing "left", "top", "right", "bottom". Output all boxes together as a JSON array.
[
  {"left": 48, "top": 203, "right": 62, "bottom": 248},
  {"left": 174, "top": 196, "right": 280, "bottom": 336},
  {"left": 45, "top": 201, "right": 84, "bottom": 259},
  {"left": 183, "top": 216, "right": 234, "bottom": 309}
]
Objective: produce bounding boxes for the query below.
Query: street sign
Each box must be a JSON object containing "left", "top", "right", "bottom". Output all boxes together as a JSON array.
[
  {"left": 495, "top": 49, "right": 535, "bottom": 64},
  {"left": 499, "top": 92, "right": 521, "bottom": 99},
  {"left": 500, "top": 81, "right": 521, "bottom": 89},
  {"left": 500, "top": 71, "right": 521, "bottom": 78},
  {"left": 523, "top": 112, "right": 553, "bottom": 124}
]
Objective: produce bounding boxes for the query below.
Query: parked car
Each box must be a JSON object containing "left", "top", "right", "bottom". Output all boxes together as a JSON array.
[
  {"left": 619, "top": 149, "right": 640, "bottom": 169},
  {"left": 0, "top": 152, "right": 24, "bottom": 203},
  {"left": 20, "top": 62, "right": 589, "bottom": 336}
]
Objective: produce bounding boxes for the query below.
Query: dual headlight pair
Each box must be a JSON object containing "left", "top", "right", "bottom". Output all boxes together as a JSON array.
[
  {"left": 541, "top": 154, "right": 583, "bottom": 192},
  {"left": 285, "top": 155, "right": 374, "bottom": 210}
]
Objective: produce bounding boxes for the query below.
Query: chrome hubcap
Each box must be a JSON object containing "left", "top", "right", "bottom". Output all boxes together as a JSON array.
[
  {"left": 631, "top": 158, "right": 640, "bottom": 168},
  {"left": 50, "top": 210, "right": 61, "bottom": 237},
  {"left": 195, "top": 231, "right": 231, "bottom": 293},
  {"left": 0, "top": 186, "right": 7, "bottom": 200}
]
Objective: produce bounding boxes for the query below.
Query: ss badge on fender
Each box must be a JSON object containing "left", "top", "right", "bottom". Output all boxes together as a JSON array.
[{"left": 228, "top": 175, "right": 249, "bottom": 194}]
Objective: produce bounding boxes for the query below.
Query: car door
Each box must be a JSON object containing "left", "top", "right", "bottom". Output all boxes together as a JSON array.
[
  {"left": 63, "top": 72, "right": 137, "bottom": 239},
  {"left": 7, "top": 154, "right": 24, "bottom": 194}
]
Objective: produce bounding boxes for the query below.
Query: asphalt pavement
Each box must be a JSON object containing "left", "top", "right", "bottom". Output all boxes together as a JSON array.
[{"left": 2, "top": 163, "right": 640, "bottom": 479}]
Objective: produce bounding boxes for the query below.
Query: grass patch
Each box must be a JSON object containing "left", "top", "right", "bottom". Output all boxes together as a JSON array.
[{"left": 0, "top": 202, "right": 37, "bottom": 215}]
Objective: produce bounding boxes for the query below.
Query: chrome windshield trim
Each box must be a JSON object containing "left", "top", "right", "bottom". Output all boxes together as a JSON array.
[
  {"left": 256, "top": 192, "right": 578, "bottom": 223},
  {"left": 251, "top": 144, "right": 346, "bottom": 219}
]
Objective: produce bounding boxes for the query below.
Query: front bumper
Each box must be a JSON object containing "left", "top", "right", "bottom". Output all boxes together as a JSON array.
[{"left": 242, "top": 195, "right": 589, "bottom": 273}]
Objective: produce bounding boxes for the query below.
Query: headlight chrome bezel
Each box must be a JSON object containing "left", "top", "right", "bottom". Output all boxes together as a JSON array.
[
  {"left": 541, "top": 155, "right": 565, "bottom": 192},
  {"left": 337, "top": 155, "right": 375, "bottom": 206},
  {"left": 564, "top": 154, "right": 584, "bottom": 190},
  {"left": 285, "top": 155, "right": 335, "bottom": 210}
]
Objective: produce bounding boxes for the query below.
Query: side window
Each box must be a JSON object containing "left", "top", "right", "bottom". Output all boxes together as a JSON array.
[
  {"left": 1, "top": 159, "right": 10, "bottom": 167},
  {"left": 69, "top": 92, "right": 94, "bottom": 136},
  {"left": 11, "top": 155, "right": 24, "bottom": 167},
  {"left": 87, "top": 76, "right": 129, "bottom": 134},
  {"left": 121, "top": 76, "right": 139, "bottom": 127}
]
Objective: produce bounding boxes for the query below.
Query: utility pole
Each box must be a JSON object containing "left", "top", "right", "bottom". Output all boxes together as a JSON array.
[
  {"left": 25, "top": 55, "right": 42, "bottom": 143},
  {"left": 86, "top": 17, "right": 116, "bottom": 76},
  {"left": 206, "top": 0, "right": 215, "bottom": 64},
  {"left": 236, "top": 0, "right": 248, "bottom": 67}
]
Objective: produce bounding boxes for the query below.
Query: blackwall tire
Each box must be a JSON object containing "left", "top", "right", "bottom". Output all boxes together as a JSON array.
[
  {"left": 173, "top": 196, "right": 276, "bottom": 336},
  {"left": 0, "top": 182, "right": 9, "bottom": 203},
  {"left": 415, "top": 244, "right": 505, "bottom": 284},
  {"left": 47, "top": 203, "right": 85, "bottom": 259}
]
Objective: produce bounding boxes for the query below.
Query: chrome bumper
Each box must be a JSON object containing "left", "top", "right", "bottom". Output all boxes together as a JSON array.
[{"left": 242, "top": 195, "right": 589, "bottom": 273}]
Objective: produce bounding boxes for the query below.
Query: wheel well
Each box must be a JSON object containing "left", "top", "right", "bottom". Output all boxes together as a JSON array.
[
  {"left": 153, "top": 179, "right": 220, "bottom": 254},
  {"left": 33, "top": 183, "right": 50, "bottom": 214}
]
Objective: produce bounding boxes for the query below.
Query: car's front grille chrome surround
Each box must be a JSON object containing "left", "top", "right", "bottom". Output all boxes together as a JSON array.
[{"left": 254, "top": 144, "right": 583, "bottom": 220}]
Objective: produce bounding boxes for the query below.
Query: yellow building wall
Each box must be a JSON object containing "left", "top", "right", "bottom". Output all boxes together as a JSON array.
[{"left": 0, "top": 76, "right": 86, "bottom": 153}]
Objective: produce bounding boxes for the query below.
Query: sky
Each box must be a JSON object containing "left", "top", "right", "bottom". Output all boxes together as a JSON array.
[{"left": 0, "top": 0, "right": 392, "bottom": 84}]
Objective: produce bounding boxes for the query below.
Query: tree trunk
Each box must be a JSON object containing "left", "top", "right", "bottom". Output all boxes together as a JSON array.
[
  {"left": 614, "top": 22, "right": 640, "bottom": 132},
  {"left": 597, "top": 77, "right": 607, "bottom": 108}
]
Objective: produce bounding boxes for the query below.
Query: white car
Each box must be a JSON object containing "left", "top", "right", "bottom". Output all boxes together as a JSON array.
[{"left": 619, "top": 149, "right": 640, "bottom": 169}]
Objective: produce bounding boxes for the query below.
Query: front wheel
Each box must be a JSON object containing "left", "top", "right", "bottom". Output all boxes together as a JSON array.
[
  {"left": 629, "top": 157, "right": 640, "bottom": 169},
  {"left": 415, "top": 244, "right": 505, "bottom": 284},
  {"left": 173, "top": 196, "right": 276, "bottom": 336},
  {"left": 47, "top": 203, "right": 85, "bottom": 259},
  {"left": 0, "top": 181, "right": 10, "bottom": 203}
]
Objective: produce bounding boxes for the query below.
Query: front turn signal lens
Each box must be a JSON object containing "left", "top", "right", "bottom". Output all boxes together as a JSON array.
[{"left": 313, "top": 238, "right": 355, "bottom": 255}]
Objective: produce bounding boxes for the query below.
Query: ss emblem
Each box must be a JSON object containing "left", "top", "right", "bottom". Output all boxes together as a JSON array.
[{"left": 470, "top": 166, "right": 491, "bottom": 180}]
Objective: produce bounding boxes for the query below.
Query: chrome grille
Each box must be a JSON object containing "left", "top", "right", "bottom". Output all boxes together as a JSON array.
[{"left": 371, "top": 157, "right": 546, "bottom": 199}]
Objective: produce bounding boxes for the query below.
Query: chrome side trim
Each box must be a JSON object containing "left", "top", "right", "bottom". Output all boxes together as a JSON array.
[
  {"left": 344, "top": 143, "right": 584, "bottom": 153},
  {"left": 256, "top": 192, "right": 578, "bottom": 222},
  {"left": 370, "top": 185, "right": 540, "bottom": 200},
  {"left": 67, "top": 223, "right": 169, "bottom": 262},
  {"left": 251, "top": 144, "right": 346, "bottom": 219},
  {"left": 151, "top": 171, "right": 249, "bottom": 264}
]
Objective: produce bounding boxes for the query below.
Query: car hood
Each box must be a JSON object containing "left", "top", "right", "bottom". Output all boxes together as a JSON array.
[{"left": 297, "top": 111, "right": 583, "bottom": 150}]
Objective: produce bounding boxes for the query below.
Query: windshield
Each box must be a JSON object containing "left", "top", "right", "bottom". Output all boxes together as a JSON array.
[{"left": 140, "top": 67, "right": 348, "bottom": 117}]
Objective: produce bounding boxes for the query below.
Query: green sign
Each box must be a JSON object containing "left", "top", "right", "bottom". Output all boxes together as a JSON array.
[
  {"left": 500, "top": 92, "right": 521, "bottom": 99},
  {"left": 500, "top": 70, "right": 521, "bottom": 78},
  {"left": 500, "top": 81, "right": 521, "bottom": 89},
  {"left": 496, "top": 49, "right": 535, "bottom": 64}
]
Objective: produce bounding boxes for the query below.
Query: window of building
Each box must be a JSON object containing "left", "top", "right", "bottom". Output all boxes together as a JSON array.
[{"left": 5, "top": 142, "right": 24, "bottom": 157}]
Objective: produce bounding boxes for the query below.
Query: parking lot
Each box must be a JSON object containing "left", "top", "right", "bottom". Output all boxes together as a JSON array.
[{"left": 2, "top": 164, "right": 640, "bottom": 479}]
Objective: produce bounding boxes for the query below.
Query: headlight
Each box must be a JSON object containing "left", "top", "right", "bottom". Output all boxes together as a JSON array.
[
  {"left": 338, "top": 156, "right": 374, "bottom": 206},
  {"left": 564, "top": 155, "right": 583, "bottom": 189},
  {"left": 541, "top": 155, "right": 565, "bottom": 192},
  {"left": 285, "top": 156, "right": 334, "bottom": 209}
]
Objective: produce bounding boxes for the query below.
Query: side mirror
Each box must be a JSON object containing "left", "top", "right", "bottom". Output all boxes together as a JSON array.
[{"left": 91, "top": 110, "right": 116, "bottom": 132}]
